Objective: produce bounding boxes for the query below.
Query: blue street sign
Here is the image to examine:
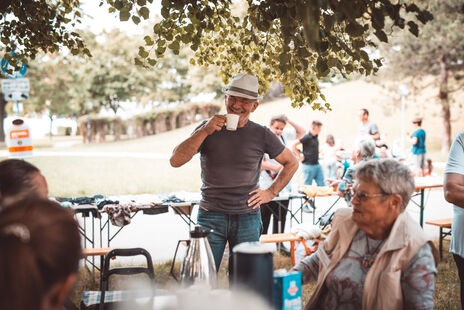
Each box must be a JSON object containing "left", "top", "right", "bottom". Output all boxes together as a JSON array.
[{"left": 1, "top": 53, "right": 27, "bottom": 79}]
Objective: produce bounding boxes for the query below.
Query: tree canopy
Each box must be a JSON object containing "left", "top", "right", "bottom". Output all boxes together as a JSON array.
[
  {"left": 23, "top": 28, "right": 221, "bottom": 119},
  {"left": 1, "top": 0, "right": 432, "bottom": 110},
  {"left": 380, "top": 0, "right": 464, "bottom": 150},
  {"left": 0, "top": 0, "right": 91, "bottom": 67}
]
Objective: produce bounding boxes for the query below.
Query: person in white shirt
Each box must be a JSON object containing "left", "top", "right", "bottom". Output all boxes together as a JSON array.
[{"left": 259, "top": 114, "right": 305, "bottom": 236}]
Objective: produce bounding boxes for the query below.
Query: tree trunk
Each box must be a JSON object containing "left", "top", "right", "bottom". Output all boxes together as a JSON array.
[
  {"left": 439, "top": 55, "right": 451, "bottom": 153},
  {"left": 0, "top": 95, "right": 6, "bottom": 143}
]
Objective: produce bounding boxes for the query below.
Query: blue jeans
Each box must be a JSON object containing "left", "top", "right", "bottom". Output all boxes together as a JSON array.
[
  {"left": 302, "top": 163, "right": 325, "bottom": 186},
  {"left": 197, "top": 208, "right": 262, "bottom": 274}
]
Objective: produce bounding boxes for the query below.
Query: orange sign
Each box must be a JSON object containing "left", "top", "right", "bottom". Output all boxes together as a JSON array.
[
  {"left": 8, "top": 146, "right": 33, "bottom": 153},
  {"left": 9, "top": 129, "right": 30, "bottom": 139},
  {"left": 7, "top": 118, "right": 33, "bottom": 158}
]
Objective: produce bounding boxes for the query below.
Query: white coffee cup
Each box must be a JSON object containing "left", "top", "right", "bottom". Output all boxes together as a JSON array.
[{"left": 226, "top": 114, "right": 240, "bottom": 131}]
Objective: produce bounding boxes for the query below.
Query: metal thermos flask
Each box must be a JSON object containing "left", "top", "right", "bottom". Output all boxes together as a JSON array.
[
  {"left": 232, "top": 242, "right": 274, "bottom": 304},
  {"left": 171, "top": 225, "right": 217, "bottom": 288}
]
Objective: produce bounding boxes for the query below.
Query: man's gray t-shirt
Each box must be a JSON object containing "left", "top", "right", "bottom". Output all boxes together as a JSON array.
[
  {"left": 359, "top": 121, "right": 379, "bottom": 136},
  {"left": 198, "top": 120, "right": 285, "bottom": 214}
]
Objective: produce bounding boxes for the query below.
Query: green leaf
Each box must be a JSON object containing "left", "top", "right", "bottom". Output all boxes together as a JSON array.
[
  {"left": 405, "top": 3, "right": 419, "bottom": 13},
  {"left": 316, "top": 57, "right": 328, "bottom": 75},
  {"left": 134, "top": 57, "right": 143, "bottom": 66},
  {"left": 323, "top": 14, "right": 335, "bottom": 31},
  {"left": 147, "top": 58, "right": 156, "bottom": 66},
  {"left": 407, "top": 21, "right": 419, "bottom": 37},
  {"left": 359, "top": 50, "right": 369, "bottom": 62},
  {"left": 279, "top": 52, "right": 291, "bottom": 65},
  {"left": 352, "top": 39, "right": 365, "bottom": 49},
  {"left": 374, "top": 30, "right": 388, "bottom": 43},
  {"left": 114, "top": 0, "right": 124, "bottom": 10},
  {"left": 138, "top": 47, "right": 149, "bottom": 58},
  {"left": 144, "top": 35, "right": 154, "bottom": 45},
  {"left": 345, "top": 22, "right": 364, "bottom": 37},
  {"left": 132, "top": 16, "right": 141, "bottom": 24},
  {"left": 161, "top": 7, "right": 170, "bottom": 19},
  {"left": 137, "top": 0, "right": 146, "bottom": 6},
  {"left": 139, "top": 7, "right": 149, "bottom": 19},
  {"left": 120, "top": 10, "right": 131, "bottom": 22},
  {"left": 168, "top": 40, "right": 180, "bottom": 51}
]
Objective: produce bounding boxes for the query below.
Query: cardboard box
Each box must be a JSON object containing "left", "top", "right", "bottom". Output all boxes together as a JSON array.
[{"left": 273, "top": 271, "right": 302, "bottom": 310}]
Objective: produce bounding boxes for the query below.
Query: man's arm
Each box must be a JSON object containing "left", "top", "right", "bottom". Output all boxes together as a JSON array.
[
  {"left": 283, "top": 114, "right": 306, "bottom": 139},
  {"left": 293, "top": 140, "right": 304, "bottom": 162},
  {"left": 248, "top": 148, "right": 298, "bottom": 209},
  {"left": 444, "top": 173, "right": 464, "bottom": 208},
  {"left": 170, "top": 115, "right": 226, "bottom": 167},
  {"left": 369, "top": 123, "right": 380, "bottom": 140},
  {"left": 409, "top": 131, "right": 418, "bottom": 145}
]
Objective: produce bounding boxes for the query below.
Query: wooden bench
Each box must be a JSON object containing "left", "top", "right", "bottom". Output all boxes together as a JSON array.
[
  {"left": 82, "top": 247, "right": 116, "bottom": 272},
  {"left": 260, "top": 233, "right": 305, "bottom": 265},
  {"left": 425, "top": 218, "right": 452, "bottom": 259}
]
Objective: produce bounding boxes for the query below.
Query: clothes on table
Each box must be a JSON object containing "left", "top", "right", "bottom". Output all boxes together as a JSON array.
[
  {"left": 55, "top": 195, "right": 104, "bottom": 205},
  {"left": 101, "top": 204, "right": 137, "bottom": 227}
]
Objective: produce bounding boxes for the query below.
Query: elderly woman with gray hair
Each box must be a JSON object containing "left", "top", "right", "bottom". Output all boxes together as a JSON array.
[
  {"left": 292, "top": 159, "right": 438, "bottom": 310},
  {"left": 335, "top": 137, "right": 376, "bottom": 201}
]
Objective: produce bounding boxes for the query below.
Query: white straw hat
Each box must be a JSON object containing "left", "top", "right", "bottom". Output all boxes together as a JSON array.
[{"left": 222, "top": 73, "right": 263, "bottom": 100}]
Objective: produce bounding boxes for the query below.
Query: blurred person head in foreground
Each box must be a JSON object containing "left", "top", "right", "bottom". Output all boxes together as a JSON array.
[
  {"left": 292, "top": 159, "right": 438, "bottom": 310},
  {"left": 0, "top": 159, "right": 48, "bottom": 209},
  {"left": 0, "top": 199, "right": 81, "bottom": 310}
]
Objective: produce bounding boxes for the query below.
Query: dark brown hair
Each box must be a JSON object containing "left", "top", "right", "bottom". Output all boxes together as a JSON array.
[
  {"left": 0, "top": 159, "right": 41, "bottom": 205},
  {"left": 0, "top": 199, "right": 82, "bottom": 310},
  {"left": 270, "top": 115, "right": 287, "bottom": 126}
]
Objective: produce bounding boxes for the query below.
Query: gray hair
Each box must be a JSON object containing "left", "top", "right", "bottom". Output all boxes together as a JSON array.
[
  {"left": 356, "top": 138, "right": 376, "bottom": 160},
  {"left": 355, "top": 159, "right": 415, "bottom": 210}
]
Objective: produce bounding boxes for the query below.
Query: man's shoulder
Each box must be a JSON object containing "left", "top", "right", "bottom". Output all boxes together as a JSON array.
[
  {"left": 454, "top": 132, "right": 464, "bottom": 144},
  {"left": 247, "top": 120, "right": 267, "bottom": 130},
  {"left": 301, "top": 132, "right": 314, "bottom": 139}
]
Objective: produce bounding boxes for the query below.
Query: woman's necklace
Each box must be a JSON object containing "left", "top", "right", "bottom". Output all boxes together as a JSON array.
[{"left": 362, "top": 233, "right": 384, "bottom": 268}]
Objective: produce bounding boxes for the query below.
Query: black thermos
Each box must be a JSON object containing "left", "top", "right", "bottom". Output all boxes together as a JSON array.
[{"left": 232, "top": 242, "right": 274, "bottom": 304}]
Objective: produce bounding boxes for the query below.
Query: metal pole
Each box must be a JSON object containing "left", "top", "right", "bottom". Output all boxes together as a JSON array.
[{"left": 15, "top": 100, "right": 20, "bottom": 116}]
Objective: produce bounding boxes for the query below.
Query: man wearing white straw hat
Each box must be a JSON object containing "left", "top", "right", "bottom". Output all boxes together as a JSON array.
[{"left": 170, "top": 73, "right": 298, "bottom": 274}]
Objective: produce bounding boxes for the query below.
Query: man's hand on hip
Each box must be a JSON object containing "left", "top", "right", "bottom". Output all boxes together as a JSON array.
[
  {"left": 203, "top": 114, "right": 226, "bottom": 135},
  {"left": 248, "top": 188, "right": 275, "bottom": 209}
]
